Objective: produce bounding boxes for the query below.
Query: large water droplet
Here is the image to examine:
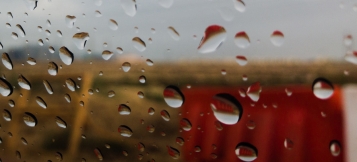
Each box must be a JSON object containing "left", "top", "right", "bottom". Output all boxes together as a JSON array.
[
  {"left": 180, "top": 118, "right": 192, "bottom": 131},
  {"left": 132, "top": 37, "right": 146, "bottom": 52},
  {"left": 2, "top": 53, "right": 13, "bottom": 70},
  {"left": 330, "top": 141, "right": 341, "bottom": 157},
  {"left": 163, "top": 86, "right": 184, "bottom": 108},
  {"left": 36, "top": 96, "right": 47, "bottom": 109},
  {"left": 118, "top": 125, "right": 133, "bottom": 137},
  {"left": 65, "top": 15, "right": 76, "bottom": 28},
  {"left": 8, "top": 100, "right": 15, "bottom": 107},
  {"left": 43, "top": 80, "right": 53, "bottom": 94},
  {"left": 23, "top": 0, "right": 38, "bottom": 10},
  {"left": 234, "top": 31, "right": 250, "bottom": 48},
  {"left": 122, "top": 62, "right": 131, "bottom": 72},
  {"left": 48, "top": 62, "right": 58, "bottom": 76},
  {"left": 102, "top": 50, "right": 113, "bottom": 60},
  {"left": 94, "top": 148, "right": 103, "bottom": 160},
  {"left": 246, "top": 82, "right": 261, "bottom": 102},
  {"left": 284, "top": 138, "right": 294, "bottom": 150},
  {"left": 65, "top": 78, "right": 76, "bottom": 92},
  {"left": 160, "top": 110, "right": 170, "bottom": 121},
  {"left": 120, "top": 0, "right": 137, "bottom": 17},
  {"left": 211, "top": 93, "right": 243, "bottom": 125},
  {"left": 270, "top": 30, "right": 284, "bottom": 46},
  {"left": 233, "top": 0, "right": 245, "bottom": 12},
  {"left": 18, "top": 74, "right": 31, "bottom": 90},
  {"left": 16, "top": 24, "right": 26, "bottom": 37},
  {"left": 198, "top": 25, "right": 227, "bottom": 53},
  {"left": 55, "top": 116, "right": 67, "bottom": 128},
  {"left": 118, "top": 104, "right": 131, "bottom": 115},
  {"left": 23, "top": 112, "right": 37, "bottom": 127},
  {"left": 167, "top": 146, "right": 180, "bottom": 159},
  {"left": 235, "top": 143, "right": 258, "bottom": 162},
  {"left": 168, "top": 26, "right": 180, "bottom": 40},
  {"left": 0, "top": 78, "right": 12, "bottom": 96},
  {"left": 3, "top": 109, "right": 11, "bottom": 121},
  {"left": 72, "top": 32, "right": 89, "bottom": 50},
  {"left": 108, "top": 19, "right": 118, "bottom": 30},
  {"left": 59, "top": 46, "right": 74, "bottom": 65},
  {"left": 312, "top": 78, "right": 334, "bottom": 99}
]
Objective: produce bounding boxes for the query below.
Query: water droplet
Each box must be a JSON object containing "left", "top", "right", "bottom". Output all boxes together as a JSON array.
[
  {"left": 146, "top": 59, "right": 154, "bottom": 66},
  {"left": 120, "top": 0, "right": 137, "bottom": 17},
  {"left": 218, "top": 7, "right": 234, "bottom": 21},
  {"left": 312, "top": 78, "right": 334, "bottom": 99},
  {"left": 148, "top": 107, "right": 155, "bottom": 115},
  {"left": 94, "top": 10, "right": 102, "bottom": 17},
  {"left": 284, "top": 138, "right": 294, "bottom": 150},
  {"left": 8, "top": 100, "right": 15, "bottom": 107},
  {"left": 7, "top": 12, "right": 13, "bottom": 20},
  {"left": 147, "top": 125, "right": 155, "bottom": 133},
  {"left": 123, "top": 151, "right": 128, "bottom": 156},
  {"left": 285, "top": 88, "right": 292, "bottom": 96},
  {"left": 49, "top": 46, "right": 55, "bottom": 53},
  {"left": 48, "top": 62, "right": 58, "bottom": 76},
  {"left": 23, "top": 0, "right": 38, "bottom": 10},
  {"left": 45, "top": 29, "right": 51, "bottom": 36},
  {"left": 16, "top": 151, "right": 21, "bottom": 159},
  {"left": 94, "top": 148, "right": 103, "bottom": 160},
  {"left": 56, "top": 30, "right": 62, "bottom": 37},
  {"left": 138, "top": 75, "right": 146, "bottom": 83},
  {"left": 11, "top": 32, "right": 18, "bottom": 40},
  {"left": 72, "top": 32, "right": 89, "bottom": 50},
  {"left": 55, "top": 116, "right": 67, "bottom": 128},
  {"left": 242, "top": 75, "right": 248, "bottom": 81},
  {"left": 176, "top": 137, "right": 184, "bottom": 146},
  {"left": 118, "top": 104, "right": 131, "bottom": 115},
  {"left": 270, "top": 30, "right": 284, "bottom": 46},
  {"left": 36, "top": 96, "right": 47, "bottom": 109},
  {"left": 108, "top": 19, "right": 118, "bottom": 30},
  {"left": 37, "top": 39, "right": 44, "bottom": 46},
  {"left": 0, "top": 78, "right": 12, "bottom": 96},
  {"left": 345, "top": 51, "right": 357, "bottom": 64},
  {"left": 18, "top": 74, "right": 31, "bottom": 90},
  {"left": 330, "top": 141, "right": 341, "bottom": 156},
  {"left": 59, "top": 46, "right": 74, "bottom": 65},
  {"left": 65, "top": 15, "right": 76, "bottom": 28},
  {"left": 234, "top": 32, "right": 250, "bottom": 48},
  {"left": 158, "top": 0, "right": 173, "bottom": 8},
  {"left": 2, "top": 53, "right": 13, "bottom": 70},
  {"left": 247, "top": 82, "right": 261, "bottom": 102},
  {"left": 65, "top": 78, "right": 76, "bottom": 91},
  {"left": 194, "top": 146, "right": 202, "bottom": 152},
  {"left": 105, "top": 144, "right": 111, "bottom": 149},
  {"left": 233, "top": 0, "right": 246, "bottom": 12},
  {"left": 168, "top": 26, "right": 180, "bottom": 40},
  {"left": 118, "top": 125, "right": 133, "bottom": 137},
  {"left": 246, "top": 120, "right": 255, "bottom": 129},
  {"left": 198, "top": 25, "right": 227, "bottom": 53},
  {"left": 43, "top": 80, "right": 53, "bottom": 94},
  {"left": 211, "top": 93, "right": 243, "bottom": 125},
  {"left": 102, "top": 50, "right": 113, "bottom": 60},
  {"left": 180, "top": 118, "right": 192, "bottom": 131},
  {"left": 137, "top": 91, "right": 144, "bottom": 98},
  {"left": 6, "top": 23, "right": 11, "bottom": 28},
  {"left": 235, "top": 143, "right": 258, "bottom": 161},
  {"left": 55, "top": 152, "right": 63, "bottom": 161},
  {"left": 221, "top": 69, "right": 227, "bottom": 75},
  {"left": 23, "top": 112, "right": 37, "bottom": 127},
  {"left": 166, "top": 146, "right": 180, "bottom": 159},
  {"left": 107, "top": 90, "right": 115, "bottom": 97},
  {"left": 122, "top": 62, "right": 131, "bottom": 72},
  {"left": 37, "top": 26, "right": 42, "bottom": 32},
  {"left": 116, "top": 47, "right": 123, "bottom": 54},
  {"left": 3, "top": 109, "right": 11, "bottom": 121},
  {"left": 215, "top": 121, "right": 223, "bottom": 131},
  {"left": 21, "top": 137, "right": 28, "bottom": 145},
  {"left": 160, "top": 110, "right": 170, "bottom": 121},
  {"left": 132, "top": 37, "right": 146, "bottom": 52},
  {"left": 99, "top": 71, "right": 103, "bottom": 76},
  {"left": 16, "top": 24, "right": 26, "bottom": 37},
  {"left": 64, "top": 94, "right": 71, "bottom": 103},
  {"left": 344, "top": 35, "right": 353, "bottom": 46},
  {"left": 163, "top": 86, "right": 184, "bottom": 108}
]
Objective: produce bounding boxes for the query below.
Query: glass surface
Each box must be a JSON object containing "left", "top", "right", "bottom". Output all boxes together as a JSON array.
[{"left": 0, "top": 0, "right": 356, "bottom": 161}]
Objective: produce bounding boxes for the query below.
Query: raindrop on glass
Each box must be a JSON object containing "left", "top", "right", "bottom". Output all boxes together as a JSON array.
[
  {"left": 180, "top": 118, "right": 192, "bottom": 131},
  {"left": 270, "top": 30, "right": 284, "bottom": 46},
  {"left": 137, "top": 91, "right": 144, "bottom": 98},
  {"left": 167, "top": 146, "right": 180, "bottom": 159},
  {"left": 168, "top": 26, "right": 180, "bottom": 40},
  {"left": 122, "top": 62, "right": 131, "bottom": 72},
  {"left": 36, "top": 96, "right": 47, "bottom": 109},
  {"left": 118, "top": 104, "right": 131, "bottom": 115},
  {"left": 198, "top": 25, "right": 227, "bottom": 53},
  {"left": 108, "top": 19, "right": 118, "bottom": 30},
  {"left": 246, "top": 82, "right": 261, "bottom": 102},
  {"left": 132, "top": 37, "right": 146, "bottom": 52},
  {"left": 312, "top": 78, "right": 334, "bottom": 100},
  {"left": 235, "top": 143, "right": 258, "bottom": 162},
  {"left": 234, "top": 31, "right": 250, "bottom": 48},
  {"left": 55, "top": 116, "right": 67, "bottom": 128},
  {"left": 2, "top": 53, "right": 13, "bottom": 70},
  {"left": 118, "top": 125, "right": 133, "bottom": 137},
  {"left": 102, "top": 50, "right": 113, "bottom": 60},
  {"left": 65, "top": 15, "right": 76, "bottom": 28},
  {"left": 233, "top": 0, "right": 245, "bottom": 12},
  {"left": 148, "top": 107, "right": 155, "bottom": 115},
  {"left": 23, "top": 112, "right": 37, "bottom": 127},
  {"left": 94, "top": 148, "right": 103, "bottom": 160},
  {"left": 284, "top": 138, "right": 294, "bottom": 150},
  {"left": 160, "top": 110, "right": 170, "bottom": 121},
  {"left": 48, "top": 62, "right": 58, "bottom": 76},
  {"left": 211, "top": 93, "right": 243, "bottom": 125},
  {"left": 18, "top": 74, "right": 31, "bottom": 90},
  {"left": 163, "top": 86, "right": 184, "bottom": 108},
  {"left": 120, "top": 0, "right": 137, "bottom": 17},
  {"left": 330, "top": 141, "right": 341, "bottom": 156},
  {"left": 2, "top": 109, "right": 11, "bottom": 121},
  {"left": 59, "top": 46, "right": 74, "bottom": 65},
  {"left": 65, "top": 78, "right": 76, "bottom": 92},
  {"left": 72, "top": 32, "right": 89, "bottom": 50}
]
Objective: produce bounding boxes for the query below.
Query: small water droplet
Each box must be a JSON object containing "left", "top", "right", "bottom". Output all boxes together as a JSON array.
[
  {"left": 285, "top": 88, "right": 292, "bottom": 96},
  {"left": 65, "top": 15, "right": 76, "bottom": 28},
  {"left": 148, "top": 107, "right": 155, "bottom": 115},
  {"left": 180, "top": 118, "right": 192, "bottom": 131},
  {"left": 246, "top": 120, "right": 255, "bottom": 129},
  {"left": 6, "top": 23, "right": 11, "bottom": 28},
  {"left": 56, "top": 30, "right": 62, "bottom": 37},
  {"left": 2, "top": 53, "right": 13, "bottom": 70},
  {"left": 198, "top": 25, "right": 227, "bottom": 53},
  {"left": 164, "top": 86, "right": 184, "bottom": 108},
  {"left": 194, "top": 146, "right": 201, "bottom": 152},
  {"left": 122, "top": 62, "right": 131, "bottom": 72},
  {"left": 8, "top": 100, "right": 15, "bottom": 107},
  {"left": 168, "top": 26, "right": 180, "bottom": 40},
  {"left": 55, "top": 152, "right": 63, "bottom": 161},
  {"left": 72, "top": 32, "right": 89, "bottom": 50},
  {"left": 247, "top": 82, "right": 261, "bottom": 102},
  {"left": 18, "top": 74, "right": 31, "bottom": 90},
  {"left": 43, "top": 80, "right": 53, "bottom": 94},
  {"left": 16, "top": 150, "right": 21, "bottom": 159},
  {"left": 330, "top": 140, "right": 341, "bottom": 156},
  {"left": 221, "top": 69, "right": 227, "bottom": 75},
  {"left": 3, "top": 109, "right": 11, "bottom": 121},
  {"left": 79, "top": 101, "right": 84, "bottom": 106},
  {"left": 158, "top": 0, "right": 173, "bottom": 8},
  {"left": 270, "top": 30, "right": 284, "bottom": 46},
  {"left": 23, "top": 0, "right": 38, "bottom": 10},
  {"left": 122, "top": 151, "right": 128, "bottom": 156},
  {"left": 235, "top": 55, "right": 247, "bottom": 66},
  {"left": 21, "top": 137, "right": 28, "bottom": 145},
  {"left": 146, "top": 59, "right": 154, "bottom": 66},
  {"left": 59, "top": 46, "right": 74, "bottom": 65},
  {"left": 345, "top": 51, "right": 357, "bottom": 64},
  {"left": 176, "top": 137, "right": 184, "bottom": 146},
  {"left": 23, "top": 112, "right": 37, "bottom": 127},
  {"left": 211, "top": 93, "right": 243, "bottom": 125},
  {"left": 94, "top": 148, "right": 103, "bottom": 160},
  {"left": 102, "top": 50, "right": 113, "bottom": 60},
  {"left": 233, "top": 0, "right": 245, "bottom": 12},
  {"left": 137, "top": 91, "right": 144, "bottom": 98},
  {"left": 108, "top": 90, "right": 115, "bottom": 97},
  {"left": 138, "top": 75, "right": 146, "bottom": 83},
  {"left": 65, "top": 78, "right": 76, "bottom": 92},
  {"left": 218, "top": 7, "right": 234, "bottom": 21},
  {"left": 16, "top": 24, "right": 26, "bottom": 37},
  {"left": 234, "top": 31, "right": 250, "bottom": 48},
  {"left": 147, "top": 125, "right": 155, "bottom": 133},
  {"left": 11, "top": 32, "right": 18, "bottom": 40},
  {"left": 312, "top": 78, "right": 334, "bottom": 99},
  {"left": 167, "top": 146, "right": 180, "bottom": 159},
  {"left": 284, "top": 138, "right": 294, "bottom": 150},
  {"left": 94, "top": 10, "right": 102, "bottom": 17},
  {"left": 45, "top": 29, "right": 51, "bottom": 36},
  {"left": 55, "top": 116, "right": 67, "bottom": 128},
  {"left": 132, "top": 37, "right": 146, "bottom": 52},
  {"left": 108, "top": 19, "right": 118, "bottom": 30},
  {"left": 48, "top": 62, "right": 58, "bottom": 76},
  {"left": 48, "top": 46, "right": 55, "bottom": 53},
  {"left": 7, "top": 12, "right": 13, "bottom": 20},
  {"left": 235, "top": 142, "right": 258, "bottom": 161},
  {"left": 118, "top": 104, "right": 131, "bottom": 115},
  {"left": 215, "top": 121, "right": 223, "bottom": 131},
  {"left": 160, "top": 110, "right": 170, "bottom": 121},
  {"left": 88, "top": 89, "right": 94, "bottom": 95},
  {"left": 37, "top": 26, "right": 42, "bottom": 32},
  {"left": 344, "top": 35, "right": 353, "bottom": 47},
  {"left": 36, "top": 96, "right": 47, "bottom": 109},
  {"left": 116, "top": 47, "right": 123, "bottom": 54},
  {"left": 118, "top": 125, "right": 133, "bottom": 137},
  {"left": 0, "top": 79, "right": 12, "bottom": 96},
  {"left": 121, "top": 0, "right": 137, "bottom": 17}
]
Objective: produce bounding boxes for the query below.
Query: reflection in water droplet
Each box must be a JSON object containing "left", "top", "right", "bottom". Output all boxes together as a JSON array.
[
  {"left": 218, "top": 7, "right": 234, "bottom": 21},
  {"left": 57, "top": 30, "right": 62, "bottom": 37},
  {"left": 3, "top": 109, "right": 11, "bottom": 121},
  {"left": 285, "top": 88, "right": 292, "bottom": 96},
  {"left": 11, "top": 32, "right": 18, "bottom": 40},
  {"left": 146, "top": 59, "right": 154, "bottom": 66},
  {"left": 55, "top": 116, "right": 67, "bottom": 128},
  {"left": 116, "top": 47, "right": 123, "bottom": 54},
  {"left": 23, "top": 112, "right": 37, "bottom": 127},
  {"left": 242, "top": 75, "right": 248, "bottom": 81},
  {"left": 108, "top": 90, "right": 115, "bottom": 97},
  {"left": 312, "top": 78, "right": 334, "bottom": 99},
  {"left": 43, "top": 80, "right": 53, "bottom": 94},
  {"left": 215, "top": 121, "right": 223, "bottom": 131},
  {"left": 37, "top": 26, "right": 42, "bottom": 32},
  {"left": 48, "top": 62, "right": 58, "bottom": 76},
  {"left": 167, "top": 146, "right": 180, "bottom": 159},
  {"left": 118, "top": 125, "right": 133, "bottom": 137},
  {"left": 198, "top": 25, "right": 227, "bottom": 53},
  {"left": 7, "top": 12, "right": 13, "bottom": 20},
  {"left": 122, "top": 62, "right": 131, "bottom": 72},
  {"left": 330, "top": 141, "right": 341, "bottom": 156},
  {"left": 164, "top": 86, "right": 184, "bottom": 108},
  {"left": 72, "top": 32, "right": 89, "bottom": 50},
  {"left": 148, "top": 107, "right": 155, "bottom": 115},
  {"left": 147, "top": 125, "right": 155, "bottom": 133},
  {"left": 0, "top": 78, "right": 12, "bottom": 96},
  {"left": 102, "top": 50, "right": 113, "bottom": 60},
  {"left": 16, "top": 151, "right": 21, "bottom": 159},
  {"left": 176, "top": 137, "right": 184, "bottom": 146},
  {"left": 121, "top": 0, "right": 137, "bottom": 17},
  {"left": 247, "top": 82, "right": 261, "bottom": 102},
  {"left": 233, "top": 0, "right": 245, "bottom": 12},
  {"left": 118, "top": 104, "right": 131, "bottom": 115},
  {"left": 94, "top": 10, "right": 102, "bottom": 17},
  {"left": 59, "top": 46, "right": 74, "bottom": 65},
  {"left": 137, "top": 91, "right": 144, "bottom": 98},
  {"left": 36, "top": 96, "right": 47, "bottom": 109},
  {"left": 21, "top": 137, "right": 28, "bottom": 145},
  {"left": 8, "top": 100, "right": 15, "bottom": 107},
  {"left": 139, "top": 75, "right": 146, "bottom": 83},
  {"left": 45, "top": 29, "right": 51, "bottom": 36},
  {"left": 94, "top": 148, "right": 103, "bottom": 160},
  {"left": 108, "top": 19, "right": 118, "bottom": 30},
  {"left": 23, "top": 0, "right": 38, "bottom": 10},
  {"left": 38, "top": 39, "right": 44, "bottom": 46},
  {"left": 235, "top": 143, "right": 258, "bottom": 162},
  {"left": 246, "top": 120, "right": 255, "bottom": 130},
  {"left": 65, "top": 15, "right": 76, "bottom": 28},
  {"left": 55, "top": 152, "right": 63, "bottom": 161},
  {"left": 234, "top": 31, "right": 250, "bottom": 48},
  {"left": 194, "top": 146, "right": 202, "bottom": 152},
  {"left": 65, "top": 78, "right": 76, "bottom": 92},
  {"left": 2, "top": 53, "right": 13, "bottom": 70},
  {"left": 18, "top": 74, "right": 31, "bottom": 90},
  {"left": 48, "top": 46, "right": 55, "bottom": 53},
  {"left": 168, "top": 26, "right": 180, "bottom": 40},
  {"left": 6, "top": 23, "right": 11, "bottom": 28},
  {"left": 284, "top": 138, "right": 294, "bottom": 150},
  {"left": 221, "top": 69, "right": 227, "bottom": 75},
  {"left": 161, "top": 110, "right": 170, "bottom": 121},
  {"left": 211, "top": 93, "right": 243, "bottom": 125},
  {"left": 270, "top": 30, "right": 284, "bottom": 46},
  {"left": 16, "top": 24, "right": 26, "bottom": 37},
  {"left": 132, "top": 37, "right": 146, "bottom": 52},
  {"left": 64, "top": 94, "right": 71, "bottom": 103},
  {"left": 180, "top": 118, "right": 192, "bottom": 131}
]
